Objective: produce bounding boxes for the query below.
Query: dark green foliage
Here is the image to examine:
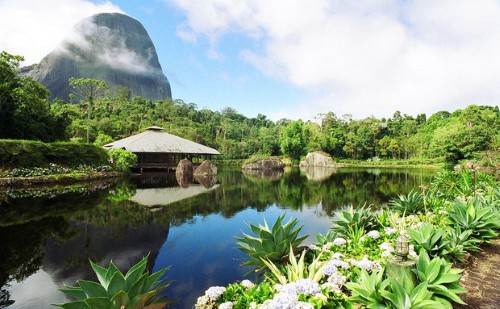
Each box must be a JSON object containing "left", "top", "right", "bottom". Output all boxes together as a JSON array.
[
  {"left": 235, "top": 214, "right": 308, "bottom": 275},
  {"left": 0, "top": 140, "right": 108, "bottom": 168},
  {"left": 0, "top": 51, "right": 70, "bottom": 141}
]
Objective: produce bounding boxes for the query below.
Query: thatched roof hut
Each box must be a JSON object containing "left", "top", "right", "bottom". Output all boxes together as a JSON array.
[{"left": 104, "top": 126, "right": 221, "bottom": 171}]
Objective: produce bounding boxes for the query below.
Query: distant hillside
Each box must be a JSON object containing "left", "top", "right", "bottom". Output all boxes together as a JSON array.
[{"left": 22, "top": 13, "right": 171, "bottom": 101}]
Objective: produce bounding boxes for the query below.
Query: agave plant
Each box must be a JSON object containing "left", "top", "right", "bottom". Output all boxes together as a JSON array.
[
  {"left": 235, "top": 214, "right": 308, "bottom": 275},
  {"left": 345, "top": 269, "right": 388, "bottom": 307},
  {"left": 389, "top": 190, "right": 425, "bottom": 215},
  {"left": 413, "top": 250, "right": 466, "bottom": 307},
  {"left": 54, "top": 254, "right": 171, "bottom": 309},
  {"left": 261, "top": 246, "right": 326, "bottom": 285},
  {"left": 442, "top": 226, "right": 481, "bottom": 263},
  {"left": 380, "top": 278, "right": 447, "bottom": 309},
  {"left": 407, "top": 223, "right": 448, "bottom": 259},
  {"left": 331, "top": 204, "right": 377, "bottom": 237},
  {"left": 445, "top": 198, "right": 500, "bottom": 242}
]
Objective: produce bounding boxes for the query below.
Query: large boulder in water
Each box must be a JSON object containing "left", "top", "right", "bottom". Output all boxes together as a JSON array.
[
  {"left": 176, "top": 159, "right": 193, "bottom": 175},
  {"left": 299, "top": 151, "right": 336, "bottom": 168},
  {"left": 21, "top": 13, "right": 172, "bottom": 101},
  {"left": 194, "top": 160, "right": 217, "bottom": 176},
  {"left": 242, "top": 157, "right": 284, "bottom": 170}
]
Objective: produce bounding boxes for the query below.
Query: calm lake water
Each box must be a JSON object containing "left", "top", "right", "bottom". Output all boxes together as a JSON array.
[{"left": 0, "top": 167, "right": 438, "bottom": 308}]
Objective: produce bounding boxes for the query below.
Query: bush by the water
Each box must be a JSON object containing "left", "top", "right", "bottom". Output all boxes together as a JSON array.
[
  {"left": 109, "top": 149, "right": 138, "bottom": 172},
  {"left": 0, "top": 139, "right": 109, "bottom": 168}
]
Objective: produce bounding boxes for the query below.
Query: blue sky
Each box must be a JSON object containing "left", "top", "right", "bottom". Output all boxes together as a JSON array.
[{"left": 1, "top": 0, "right": 500, "bottom": 120}]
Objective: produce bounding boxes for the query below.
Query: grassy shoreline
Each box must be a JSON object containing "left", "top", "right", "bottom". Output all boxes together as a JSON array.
[{"left": 0, "top": 171, "right": 122, "bottom": 188}]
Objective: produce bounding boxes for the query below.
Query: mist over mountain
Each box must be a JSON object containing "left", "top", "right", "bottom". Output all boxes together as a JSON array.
[{"left": 22, "top": 13, "right": 171, "bottom": 101}]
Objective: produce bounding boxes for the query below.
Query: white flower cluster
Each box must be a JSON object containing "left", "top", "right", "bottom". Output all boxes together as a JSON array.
[
  {"left": 241, "top": 279, "right": 255, "bottom": 289},
  {"left": 260, "top": 279, "right": 323, "bottom": 309},
  {"left": 351, "top": 256, "right": 382, "bottom": 271},
  {"left": 205, "top": 286, "right": 226, "bottom": 302},
  {"left": 367, "top": 230, "right": 380, "bottom": 239},
  {"left": 379, "top": 241, "right": 394, "bottom": 257},
  {"left": 384, "top": 227, "right": 397, "bottom": 235},
  {"left": 295, "top": 279, "right": 321, "bottom": 295},
  {"left": 259, "top": 291, "right": 315, "bottom": 309},
  {"left": 276, "top": 279, "right": 320, "bottom": 296},
  {"left": 333, "top": 237, "right": 347, "bottom": 246},
  {"left": 321, "top": 255, "right": 348, "bottom": 292},
  {"left": 409, "top": 244, "right": 418, "bottom": 259},
  {"left": 218, "top": 302, "right": 233, "bottom": 309}
]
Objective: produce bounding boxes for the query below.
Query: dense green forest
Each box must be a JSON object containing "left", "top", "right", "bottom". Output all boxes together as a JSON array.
[{"left": 1, "top": 51, "right": 499, "bottom": 166}]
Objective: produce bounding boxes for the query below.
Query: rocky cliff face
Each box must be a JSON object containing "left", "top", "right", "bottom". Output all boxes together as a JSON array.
[{"left": 22, "top": 13, "right": 171, "bottom": 101}]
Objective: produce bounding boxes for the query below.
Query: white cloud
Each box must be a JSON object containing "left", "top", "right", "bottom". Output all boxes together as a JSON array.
[
  {"left": 58, "top": 17, "right": 157, "bottom": 75},
  {"left": 170, "top": 0, "right": 500, "bottom": 119},
  {"left": 0, "top": 0, "right": 122, "bottom": 65}
]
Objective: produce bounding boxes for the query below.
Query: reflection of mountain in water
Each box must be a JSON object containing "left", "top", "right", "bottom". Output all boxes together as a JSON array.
[
  {"left": 43, "top": 222, "right": 169, "bottom": 285},
  {"left": 299, "top": 167, "right": 336, "bottom": 182},
  {"left": 131, "top": 185, "right": 219, "bottom": 207}
]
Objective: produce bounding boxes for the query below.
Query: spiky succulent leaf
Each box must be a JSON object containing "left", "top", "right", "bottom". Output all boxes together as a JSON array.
[{"left": 77, "top": 280, "right": 107, "bottom": 298}]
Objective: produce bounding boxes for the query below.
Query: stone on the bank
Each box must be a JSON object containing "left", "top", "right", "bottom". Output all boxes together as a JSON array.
[
  {"left": 299, "top": 151, "right": 336, "bottom": 168},
  {"left": 242, "top": 157, "right": 284, "bottom": 170}
]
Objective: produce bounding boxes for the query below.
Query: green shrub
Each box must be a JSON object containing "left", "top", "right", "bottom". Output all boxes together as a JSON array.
[{"left": 109, "top": 149, "right": 138, "bottom": 172}]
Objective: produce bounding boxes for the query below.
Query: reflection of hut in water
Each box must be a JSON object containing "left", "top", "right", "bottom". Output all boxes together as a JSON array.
[
  {"left": 104, "top": 126, "right": 221, "bottom": 172},
  {"left": 242, "top": 169, "right": 284, "bottom": 181},
  {"left": 130, "top": 184, "right": 219, "bottom": 207},
  {"left": 300, "top": 167, "right": 336, "bottom": 182}
]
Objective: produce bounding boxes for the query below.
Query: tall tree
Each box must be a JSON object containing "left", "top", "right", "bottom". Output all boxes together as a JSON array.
[{"left": 69, "top": 77, "right": 108, "bottom": 143}]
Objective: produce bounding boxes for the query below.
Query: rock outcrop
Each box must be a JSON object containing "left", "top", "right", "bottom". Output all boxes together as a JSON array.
[
  {"left": 299, "top": 151, "right": 336, "bottom": 168},
  {"left": 242, "top": 157, "right": 284, "bottom": 170},
  {"left": 22, "top": 13, "right": 171, "bottom": 101}
]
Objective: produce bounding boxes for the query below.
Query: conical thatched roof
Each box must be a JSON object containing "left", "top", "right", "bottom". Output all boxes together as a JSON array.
[{"left": 103, "top": 126, "right": 221, "bottom": 155}]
